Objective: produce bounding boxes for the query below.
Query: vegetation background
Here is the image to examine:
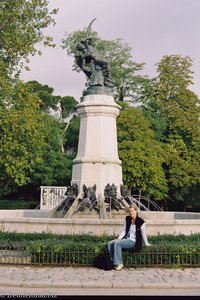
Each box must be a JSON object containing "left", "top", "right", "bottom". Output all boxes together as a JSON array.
[{"left": 0, "top": 1, "right": 199, "bottom": 212}]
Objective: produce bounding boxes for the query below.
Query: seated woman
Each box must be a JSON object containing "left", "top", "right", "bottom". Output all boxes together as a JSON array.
[{"left": 108, "top": 203, "right": 151, "bottom": 271}]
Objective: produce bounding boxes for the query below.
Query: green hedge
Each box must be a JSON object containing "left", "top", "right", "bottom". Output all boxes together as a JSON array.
[
  {"left": 26, "top": 239, "right": 200, "bottom": 267},
  {"left": 0, "top": 200, "right": 38, "bottom": 209},
  {"left": 0, "top": 231, "right": 200, "bottom": 243},
  {"left": 0, "top": 231, "right": 200, "bottom": 247},
  {"left": 0, "top": 231, "right": 199, "bottom": 267}
]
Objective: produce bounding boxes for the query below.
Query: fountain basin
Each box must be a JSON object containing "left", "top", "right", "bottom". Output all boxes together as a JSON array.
[{"left": 0, "top": 210, "right": 199, "bottom": 236}]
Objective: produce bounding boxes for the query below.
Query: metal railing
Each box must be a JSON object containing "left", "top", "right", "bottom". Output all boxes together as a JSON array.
[
  {"left": 123, "top": 250, "right": 200, "bottom": 267},
  {"left": 0, "top": 244, "right": 199, "bottom": 267},
  {"left": 128, "top": 195, "right": 162, "bottom": 211}
]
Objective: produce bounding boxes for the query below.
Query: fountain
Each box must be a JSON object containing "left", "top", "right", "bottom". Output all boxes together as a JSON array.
[{"left": 50, "top": 19, "right": 130, "bottom": 219}]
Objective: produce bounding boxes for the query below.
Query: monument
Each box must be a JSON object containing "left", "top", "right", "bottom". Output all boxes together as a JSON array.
[
  {"left": 50, "top": 19, "right": 131, "bottom": 219},
  {"left": 72, "top": 23, "right": 122, "bottom": 198}
]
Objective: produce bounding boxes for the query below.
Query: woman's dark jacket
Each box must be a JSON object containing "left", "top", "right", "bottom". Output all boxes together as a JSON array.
[{"left": 122, "top": 215, "right": 145, "bottom": 252}]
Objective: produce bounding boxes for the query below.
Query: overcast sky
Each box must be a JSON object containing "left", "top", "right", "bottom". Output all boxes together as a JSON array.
[{"left": 21, "top": 0, "right": 200, "bottom": 101}]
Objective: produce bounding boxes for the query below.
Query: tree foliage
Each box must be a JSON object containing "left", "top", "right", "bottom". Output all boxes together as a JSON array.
[
  {"left": 0, "top": 0, "right": 59, "bottom": 198},
  {"left": 63, "top": 115, "right": 80, "bottom": 155},
  {"left": 117, "top": 106, "right": 168, "bottom": 200},
  {"left": 1, "top": 2, "right": 199, "bottom": 212},
  {"left": 0, "top": 79, "right": 77, "bottom": 198},
  {"left": 25, "top": 80, "right": 60, "bottom": 112},
  {"left": 61, "top": 96, "right": 78, "bottom": 119},
  {"left": 25, "top": 80, "right": 79, "bottom": 155},
  {"left": 29, "top": 114, "right": 73, "bottom": 188},
  {"left": 0, "top": 81, "right": 47, "bottom": 196},
  {"left": 0, "top": 0, "right": 58, "bottom": 77},
  {"left": 141, "top": 55, "right": 200, "bottom": 209}
]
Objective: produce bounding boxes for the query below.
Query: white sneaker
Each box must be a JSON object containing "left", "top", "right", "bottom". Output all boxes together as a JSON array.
[{"left": 115, "top": 264, "right": 124, "bottom": 271}]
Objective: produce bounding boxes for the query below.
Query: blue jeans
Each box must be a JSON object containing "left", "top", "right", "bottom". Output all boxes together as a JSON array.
[{"left": 108, "top": 238, "right": 135, "bottom": 266}]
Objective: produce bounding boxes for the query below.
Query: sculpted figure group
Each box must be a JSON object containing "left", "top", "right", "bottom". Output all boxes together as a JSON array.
[{"left": 75, "top": 19, "right": 114, "bottom": 92}]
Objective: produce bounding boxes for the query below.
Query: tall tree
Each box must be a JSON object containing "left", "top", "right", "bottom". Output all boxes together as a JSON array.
[
  {"left": 0, "top": 0, "right": 58, "bottom": 198},
  {"left": 22, "top": 81, "right": 79, "bottom": 185},
  {"left": 62, "top": 30, "right": 146, "bottom": 102},
  {"left": 29, "top": 114, "right": 73, "bottom": 189},
  {"left": 25, "top": 80, "right": 79, "bottom": 153},
  {"left": 25, "top": 80, "right": 61, "bottom": 112},
  {"left": 0, "top": 79, "right": 77, "bottom": 198},
  {"left": 141, "top": 55, "right": 200, "bottom": 210},
  {"left": 0, "top": 81, "right": 47, "bottom": 197},
  {"left": 0, "top": 0, "right": 58, "bottom": 78},
  {"left": 117, "top": 106, "right": 168, "bottom": 200}
]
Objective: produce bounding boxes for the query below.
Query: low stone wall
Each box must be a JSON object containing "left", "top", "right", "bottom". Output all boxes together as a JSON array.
[
  {"left": 0, "top": 210, "right": 199, "bottom": 236},
  {"left": 0, "top": 215, "right": 199, "bottom": 236},
  {"left": 1, "top": 210, "right": 200, "bottom": 220},
  {"left": 0, "top": 210, "right": 51, "bottom": 218}
]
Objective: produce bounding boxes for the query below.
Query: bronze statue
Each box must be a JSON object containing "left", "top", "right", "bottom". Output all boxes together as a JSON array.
[{"left": 75, "top": 19, "right": 114, "bottom": 95}]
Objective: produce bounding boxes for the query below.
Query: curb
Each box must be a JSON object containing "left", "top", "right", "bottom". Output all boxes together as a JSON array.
[{"left": 0, "top": 281, "right": 199, "bottom": 290}]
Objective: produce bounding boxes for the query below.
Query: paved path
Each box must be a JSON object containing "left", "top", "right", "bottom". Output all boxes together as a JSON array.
[{"left": 0, "top": 265, "right": 199, "bottom": 296}]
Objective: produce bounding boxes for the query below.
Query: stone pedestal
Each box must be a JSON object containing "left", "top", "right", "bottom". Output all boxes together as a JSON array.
[{"left": 71, "top": 94, "right": 123, "bottom": 198}]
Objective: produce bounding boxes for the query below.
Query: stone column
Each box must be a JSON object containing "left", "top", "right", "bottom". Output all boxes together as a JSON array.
[{"left": 71, "top": 94, "right": 123, "bottom": 198}]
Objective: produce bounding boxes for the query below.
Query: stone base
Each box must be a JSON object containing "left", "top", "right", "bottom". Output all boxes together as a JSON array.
[
  {"left": 72, "top": 161, "right": 123, "bottom": 198},
  {"left": 71, "top": 93, "right": 123, "bottom": 198}
]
